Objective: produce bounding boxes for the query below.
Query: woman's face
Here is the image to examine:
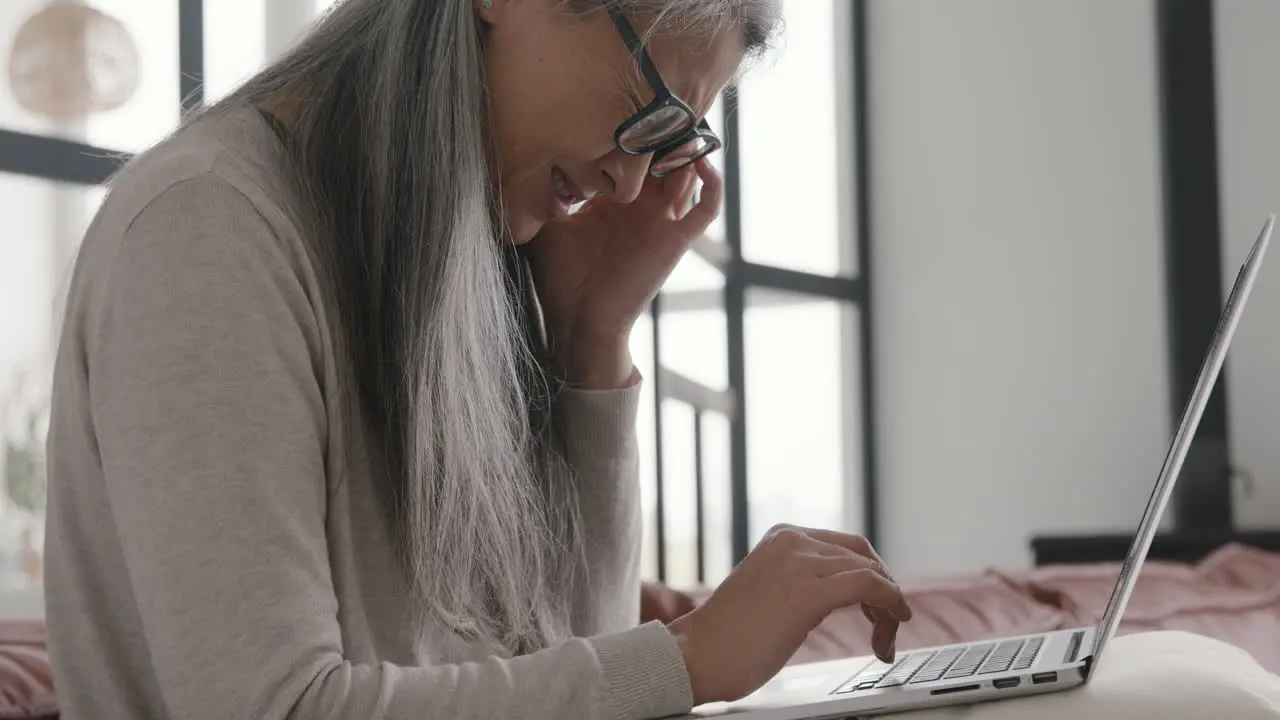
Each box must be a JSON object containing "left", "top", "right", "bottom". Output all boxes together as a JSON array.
[{"left": 480, "top": 0, "right": 746, "bottom": 243}]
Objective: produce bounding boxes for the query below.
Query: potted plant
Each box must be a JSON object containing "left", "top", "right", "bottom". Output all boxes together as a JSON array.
[{"left": 0, "top": 368, "right": 50, "bottom": 585}]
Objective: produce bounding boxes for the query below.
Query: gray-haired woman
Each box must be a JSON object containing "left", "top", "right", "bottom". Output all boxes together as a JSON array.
[
  {"left": 42, "top": 0, "right": 1277, "bottom": 718},
  {"left": 42, "top": 0, "right": 910, "bottom": 718}
]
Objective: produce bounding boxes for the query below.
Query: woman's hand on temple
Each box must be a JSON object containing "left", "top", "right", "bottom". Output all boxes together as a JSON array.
[
  {"left": 667, "top": 525, "right": 912, "bottom": 707},
  {"left": 528, "top": 160, "right": 720, "bottom": 390}
]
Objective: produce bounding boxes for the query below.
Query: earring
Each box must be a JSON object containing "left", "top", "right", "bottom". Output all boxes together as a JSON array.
[{"left": 482, "top": 0, "right": 494, "bottom": 7}]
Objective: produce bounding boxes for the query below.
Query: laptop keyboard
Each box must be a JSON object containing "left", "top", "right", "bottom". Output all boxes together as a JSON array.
[{"left": 833, "top": 636, "right": 1045, "bottom": 694}]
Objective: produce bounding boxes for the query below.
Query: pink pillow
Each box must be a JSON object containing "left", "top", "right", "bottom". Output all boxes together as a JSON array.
[
  {"left": 1199, "top": 543, "right": 1280, "bottom": 592},
  {"left": 1017, "top": 543, "right": 1280, "bottom": 675},
  {"left": 786, "top": 572, "right": 1065, "bottom": 665},
  {"left": 1020, "top": 559, "right": 1258, "bottom": 622}
]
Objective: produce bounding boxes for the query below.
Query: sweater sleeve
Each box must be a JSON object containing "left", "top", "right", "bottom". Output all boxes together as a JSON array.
[
  {"left": 87, "top": 174, "right": 695, "bottom": 720},
  {"left": 554, "top": 382, "right": 649, "bottom": 637}
]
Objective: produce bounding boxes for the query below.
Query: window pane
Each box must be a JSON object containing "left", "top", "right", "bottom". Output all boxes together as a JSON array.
[
  {"left": 204, "top": 0, "right": 268, "bottom": 102},
  {"left": 632, "top": 314, "right": 659, "bottom": 579},
  {"left": 664, "top": 253, "right": 724, "bottom": 293},
  {"left": 637, "top": 301, "right": 734, "bottom": 583},
  {"left": 696, "top": 410, "right": 733, "bottom": 585},
  {"left": 658, "top": 305, "right": 727, "bottom": 392},
  {"left": 745, "top": 289, "right": 863, "bottom": 543},
  {"left": 0, "top": 172, "right": 94, "bottom": 596},
  {"left": 656, "top": 400, "right": 732, "bottom": 588},
  {"left": 639, "top": 302, "right": 735, "bottom": 582},
  {"left": 206, "top": 0, "right": 327, "bottom": 104},
  {"left": 1, "top": 1, "right": 180, "bottom": 153},
  {"left": 738, "top": 0, "right": 852, "bottom": 277},
  {"left": 85, "top": 185, "right": 107, "bottom": 220},
  {"left": 653, "top": 298, "right": 732, "bottom": 586}
]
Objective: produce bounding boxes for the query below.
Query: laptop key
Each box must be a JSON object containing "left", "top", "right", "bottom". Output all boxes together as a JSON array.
[
  {"left": 835, "top": 658, "right": 896, "bottom": 693},
  {"left": 838, "top": 654, "right": 916, "bottom": 693},
  {"left": 909, "top": 647, "right": 965, "bottom": 684},
  {"left": 977, "top": 639, "right": 1025, "bottom": 675},
  {"left": 875, "top": 652, "right": 933, "bottom": 689},
  {"left": 942, "top": 643, "right": 995, "bottom": 679},
  {"left": 1010, "top": 636, "right": 1045, "bottom": 671}
]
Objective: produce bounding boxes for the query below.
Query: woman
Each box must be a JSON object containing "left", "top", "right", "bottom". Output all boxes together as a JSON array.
[
  {"left": 43, "top": 0, "right": 910, "bottom": 718},
  {"left": 41, "top": 0, "right": 1278, "bottom": 719}
]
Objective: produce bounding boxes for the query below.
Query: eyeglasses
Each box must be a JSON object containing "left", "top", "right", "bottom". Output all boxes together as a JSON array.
[{"left": 606, "top": 7, "right": 723, "bottom": 178}]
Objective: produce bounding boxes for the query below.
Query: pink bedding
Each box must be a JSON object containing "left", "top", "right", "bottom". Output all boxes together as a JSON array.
[
  {"left": 726, "top": 543, "right": 1280, "bottom": 674},
  {"left": 4, "top": 544, "right": 1277, "bottom": 718}
]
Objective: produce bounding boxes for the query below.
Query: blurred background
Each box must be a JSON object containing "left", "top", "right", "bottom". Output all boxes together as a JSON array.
[{"left": 2, "top": 0, "right": 1279, "bottom": 621}]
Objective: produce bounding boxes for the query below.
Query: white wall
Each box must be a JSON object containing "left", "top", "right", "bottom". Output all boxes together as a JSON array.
[
  {"left": 0, "top": 0, "right": 61, "bottom": 393},
  {"left": 205, "top": 0, "right": 320, "bottom": 102},
  {"left": 865, "top": 0, "right": 1174, "bottom": 577},
  {"left": 0, "top": 0, "right": 322, "bottom": 618},
  {"left": 1214, "top": 0, "right": 1280, "bottom": 530},
  {"left": 0, "top": 1, "right": 71, "bottom": 615}
]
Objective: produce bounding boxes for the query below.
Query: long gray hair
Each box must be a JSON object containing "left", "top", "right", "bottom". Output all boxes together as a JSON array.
[{"left": 199, "top": 0, "right": 780, "bottom": 654}]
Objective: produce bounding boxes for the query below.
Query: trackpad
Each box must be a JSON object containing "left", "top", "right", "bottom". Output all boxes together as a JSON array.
[{"left": 688, "top": 659, "right": 873, "bottom": 717}]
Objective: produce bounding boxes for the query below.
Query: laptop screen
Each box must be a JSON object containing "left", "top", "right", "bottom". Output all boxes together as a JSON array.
[{"left": 1088, "top": 215, "right": 1274, "bottom": 672}]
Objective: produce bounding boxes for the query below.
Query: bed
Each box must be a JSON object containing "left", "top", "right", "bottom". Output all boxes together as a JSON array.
[
  {"left": 642, "top": 539, "right": 1280, "bottom": 675},
  {"left": 1, "top": 541, "right": 1276, "bottom": 718}
]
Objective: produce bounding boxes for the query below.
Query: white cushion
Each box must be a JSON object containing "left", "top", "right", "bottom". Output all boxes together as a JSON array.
[{"left": 899, "top": 631, "right": 1280, "bottom": 719}]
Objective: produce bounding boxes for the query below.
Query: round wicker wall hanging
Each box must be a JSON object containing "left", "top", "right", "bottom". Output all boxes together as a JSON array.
[{"left": 7, "top": 1, "right": 140, "bottom": 120}]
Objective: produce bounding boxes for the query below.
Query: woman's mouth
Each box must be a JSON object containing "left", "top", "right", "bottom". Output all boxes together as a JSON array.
[{"left": 548, "top": 166, "right": 588, "bottom": 220}]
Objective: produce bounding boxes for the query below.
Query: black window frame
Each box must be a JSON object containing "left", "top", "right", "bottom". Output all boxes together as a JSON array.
[{"left": 646, "top": 0, "right": 880, "bottom": 582}]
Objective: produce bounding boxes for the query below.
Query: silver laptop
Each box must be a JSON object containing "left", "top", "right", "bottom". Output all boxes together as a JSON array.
[{"left": 683, "top": 214, "right": 1276, "bottom": 720}]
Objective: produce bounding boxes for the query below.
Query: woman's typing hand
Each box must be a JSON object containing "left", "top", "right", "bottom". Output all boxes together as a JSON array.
[{"left": 667, "top": 525, "right": 911, "bottom": 706}]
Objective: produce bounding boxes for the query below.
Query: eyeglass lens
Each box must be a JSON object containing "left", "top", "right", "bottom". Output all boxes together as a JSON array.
[
  {"left": 618, "top": 103, "right": 695, "bottom": 151},
  {"left": 651, "top": 136, "right": 714, "bottom": 176}
]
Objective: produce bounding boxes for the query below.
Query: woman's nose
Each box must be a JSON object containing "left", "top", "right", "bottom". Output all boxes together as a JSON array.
[{"left": 599, "top": 149, "right": 653, "bottom": 203}]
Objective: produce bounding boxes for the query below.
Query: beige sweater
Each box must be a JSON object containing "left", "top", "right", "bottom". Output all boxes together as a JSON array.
[{"left": 43, "top": 108, "right": 694, "bottom": 720}]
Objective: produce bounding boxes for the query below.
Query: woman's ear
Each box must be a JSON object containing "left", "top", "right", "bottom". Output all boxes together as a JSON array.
[{"left": 476, "top": 0, "right": 504, "bottom": 25}]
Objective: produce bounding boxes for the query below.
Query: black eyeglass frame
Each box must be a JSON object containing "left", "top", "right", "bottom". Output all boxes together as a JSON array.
[{"left": 605, "top": 7, "right": 723, "bottom": 177}]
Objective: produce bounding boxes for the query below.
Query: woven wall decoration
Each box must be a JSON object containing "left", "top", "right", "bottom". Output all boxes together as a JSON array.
[{"left": 7, "top": 1, "right": 140, "bottom": 120}]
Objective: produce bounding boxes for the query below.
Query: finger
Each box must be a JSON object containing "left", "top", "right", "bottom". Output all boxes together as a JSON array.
[
  {"left": 824, "top": 568, "right": 913, "bottom": 624},
  {"left": 861, "top": 603, "right": 902, "bottom": 664},
  {"left": 871, "top": 616, "right": 900, "bottom": 664},
  {"left": 661, "top": 165, "right": 699, "bottom": 219},
  {"left": 799, "top": 528, "right": 894, "bottom": 580},
  {"left": 863, "top": 604, "right": 901, "bottom": 633},
  {"left": 822, "top": 569, "right": 907, "bottom": 663},
  {"left": 801, "top": 534, "right": 897, "bottom": 588},
  {"left": 862, "top": 604, "right": 877, "bottom": 626},
  {"left": 862, "top": 601, "right": 902, "bottom": 650},
  {"left": 634, "top": 175, "right": 666, "bottom": 207},
  {"left": 806, "top": 557, "right": 901, "bottom": 664},
  {"left": 806, "top": 552, "right": 882, "bottom": 578},
  {"left": 869, "top": 605, "right": 900, "bottom": 624},
  {"left": 676, "top": 159, "right": 722, "bottom": 233}
]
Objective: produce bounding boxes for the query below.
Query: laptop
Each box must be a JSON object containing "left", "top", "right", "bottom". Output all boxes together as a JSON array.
[{"left": 683, "top": 214, "right": 1276, "bottom": 720}]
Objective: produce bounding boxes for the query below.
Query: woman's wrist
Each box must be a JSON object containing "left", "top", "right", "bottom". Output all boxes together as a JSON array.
[
  {"left": 668, "top": 614, "right": 710, "bottom": 707},
  {"left": 554, "top": 333, "right": 636, "bottom": 390}
]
